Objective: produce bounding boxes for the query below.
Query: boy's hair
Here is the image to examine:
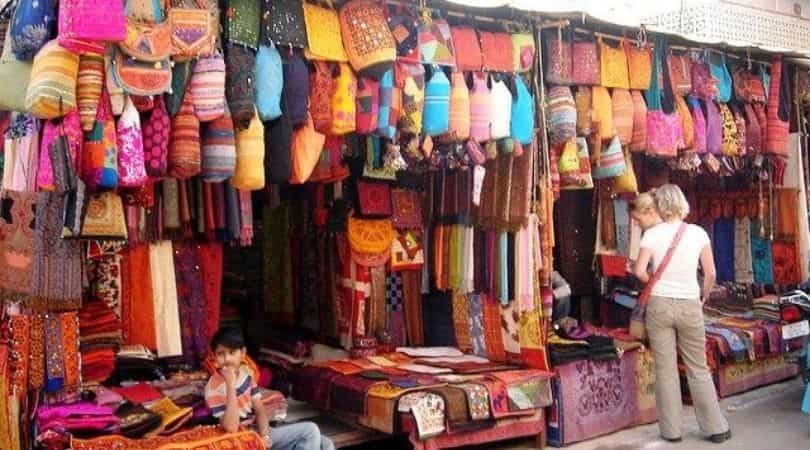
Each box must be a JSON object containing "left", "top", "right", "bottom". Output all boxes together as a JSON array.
[{"left": 210, "top": 327, "right": 246, "bottom": 350}]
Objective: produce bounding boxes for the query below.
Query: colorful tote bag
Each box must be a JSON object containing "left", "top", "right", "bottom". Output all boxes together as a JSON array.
[
  {"left": 226, "top": 0, "right": 260, "bottom": 48},
  {"left": 142, "top": 95, "right": 171, "bottom": 178},
  {"left": 231, "top": 109, "right": 265, "bottom": 190},
  {"left": 489, "top": 76, "right": 512, "bottom": 140},
  {"left": 261, "top": 0, "right": 306, "bottom": 48},
  {"left": 76, "top": 53, "right": 104, "bottom": 131},
  {"left": 599, "top": 37, "right": 629, "bottom": 89},
  {"left": 302, "top": 0, "right": 347, "bottom": 62},
  {"left": 705, "top": 99, "right": 723, "bottom": 155},
  {"left": 448, "top": 70, "right": 470, "bottom": 140},
  {"left": 10, "top": 0, "right": 57, "bottom": 60},
  {"left": 396, "top": 62, "right": 425, "bottom": 136},
  {"left": 418, "top": 12, "right": 454, "bottom": 67},
  {"left": 116, "top": 96, "right": 148, "bottom": 187},
  {"left": 309, "top": 60, "right": 335, "bottom": 134},
  {"left": 331, "top": 63, "right": 357, "bottom": 135},
  {"left": 254, "top": 44, "right": 284, "bottom": 121},
  {"left": 644, "top": 36, "right": 681, "bottom": 158},
  {"left": 82, "top": 88, "right": 119, "bottom": 189},
  {"left": 668, "top": 53, "right": 693, "bottom": 96},
  {"left": 572, "top": 35, "right": 599, "bottom": 85},
  {"left": 189, "top": 54, "right": 226, "bottom": 122},
  {"left": 422, "top": 66, "right": 450, "bottom": 137},
  {"left": 58, "top": 0, "right": 126, "bottom": 46},
  {"left": 225, "top": 43, "right": 256, "bottom": 128},
  {"left": 169, "top": 0, "right": 218, "bottom": 61},
  {"left": 25, "top": 40, "right": 79, "bottom": 119},
  {"left": 688, "top": 96, "right": 707, "bottom": 154},
  {"left": 611, "top": 88, "right": 634, "bottom": 145},
  {"left": 479, "top": 31, "right": 513, "bottom": 73},
  {"left": 356, "top": 76, "right": 380, "bottom": 134},
  {"left": 511, "top": 75, "right": 534, "bottom": 145},
  {"left": 625, "top": 41, "right": 652, "bottom": 90},
  {"left": 168, "top": 92, "right": 201, "bottom": 179},
  {"left": 575, "top": 86, "right": 592, "bottom": 136},
  {"left": 709, "top": 52, "right": 732, "bottom": 103},
  {"left": 547, "top": 86, "right": 576, "bottom": 146},
  {"left": 339, "top": 0, "right": 396, "bottom": 80},
  {"left": 591, "top": 85, "right": 613, "bottom": 140},
  {"left": 201, "top": 105, "right": 237, "bottom": 182},
  {"left": 765, "top": 55, "right": 789, "bottom": 157},
  {"left": 451, "top": 26, "right": 481, "bottom": 72},
  {"left": 511, "top": 32, "right": 535, "bottom": 73},
  {"left": 385, "top": 5, "right": 419, "bottom": 64},
  {"left": 544, "top": 27, "right": 572, "bottom": 85},
  {"left": 630, "top": 90, "right": 647, "bottom": 153},
  {"left": 469, "top": 72, "right": 491, "bottom": 143}
]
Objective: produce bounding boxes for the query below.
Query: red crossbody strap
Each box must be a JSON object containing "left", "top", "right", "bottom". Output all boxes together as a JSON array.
[{"left": 639, "top": 222, "right": 688, "bottom": 306}]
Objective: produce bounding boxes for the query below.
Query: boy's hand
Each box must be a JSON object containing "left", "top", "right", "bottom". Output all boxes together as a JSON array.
[
  {"left": 221, "top": 366, "right": 237, "bottom": 387},
  {"left": 264, "top": 436, "right": 273, "bottom": 448}
]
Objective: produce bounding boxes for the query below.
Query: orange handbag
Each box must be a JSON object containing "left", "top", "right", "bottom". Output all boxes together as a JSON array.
[
  {"left": 599, "top": 37, "right": 629, "bottom": 89},
  {"left": 625, "top": 40, "right": 651, "bottom": 90},
  {"left": 290, "top": 114, "right": 326, "bottom": 184}
]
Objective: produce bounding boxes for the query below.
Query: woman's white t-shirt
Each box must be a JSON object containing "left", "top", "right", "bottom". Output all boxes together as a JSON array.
[{"left": 639, "top": 221, "right": 711, "bottom": 300}]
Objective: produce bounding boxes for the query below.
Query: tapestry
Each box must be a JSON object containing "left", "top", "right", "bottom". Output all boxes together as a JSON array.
[
  {"left": 173, "top": 242, "right": 209, "bottom": 366},
  {"left": 71, "top": 426, "right": 264, "bottom": 450},
  {"left": 86, "top": 254, "right": 122, "bottom": 317},
  {"left": 457, "top": 383, "right": 491, "bottom": 420},
  {"left": 121, "top": 244, "right": 157, "bottom": 350},
  {"left": 406, "top": 410, "right": 544, "bottom": 450},
  {"left": 0, "top": 190, "right": 37, "bottom": 295},
  {"left": 149, "top": 241, "right": 182, "bottom": 358},
  {"left": 632, "top": 350, "right": 658, "bottom": 425},
  {"left": 500, "top": 301, "right": 521, "bottom": 362},
  {"left": 716, "top": 355, "right": 799, "bottom": 398},
  {"left": 196, "top": 242, "right": 223, "bottom": 345},
  {"left": 402, "top": 269, "right": 424, "bottom": 346},
  {"left": 451, "top": 293, "right": 472, "bottom": 352},
  {"left": 482, "top": 295, "right": 506, "bottom": 362},
  {"left": 31, "top": 192, "right": 82, "bottom": 310},
  {"left": 386, "top": 272, "right": 407, "bottom": 347},
  {"left": 468, "top": 294, "right": 487, "bottom": 358},
  {"left": 406, "top": 392, "right": 446, "bottom": 440}
]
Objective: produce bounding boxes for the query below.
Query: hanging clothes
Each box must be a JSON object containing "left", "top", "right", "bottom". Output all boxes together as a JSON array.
[
  {"left": 713, "top": 217, "right": 736, "bottom": 282},
  {"left": 149, "top": 241, "right": 183, "bottom": 358},
  {"left": 734, "top": 217, "right": 755, "bottom": 284}
]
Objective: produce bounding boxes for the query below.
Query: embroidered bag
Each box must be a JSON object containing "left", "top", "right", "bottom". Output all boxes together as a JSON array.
[
  {"left": 225, "top": 0, "right": 260, "bottom": 49},
  {"left": 668, "top": 53, "right": 693, "bottom": 96},
  {"left": 267, "top": 112, "right": 293, "bottom": 183},
  {"left": 141, "top": 95, "right": 170, "bottom": 178},
  {"left": 339, "top": 0, "right": 396, "bottom": 80},
  {"left": 743, "top": 103, "right": 761, "bottom": 153},
  {"left": 418, "top": 11, "right": 454, "bottom": 67},
  {"left": 591, "top": 85, "right": 613, "bottom": 140},
  {"left": 479, "top": 31, "right": 513, "bottom": 73},
  {"left": 490, "top": 75, "right": 512, "bottom": 140},
  {"left": 375, "top": 68, "right": 400, "bottom": 139},
  {"left": 645, "top": 36, "right": 681, "bottom": 158},
  {"left": 302, "top": 0, "right": 347, "bottom": 62},
  {"left": 119, "top": 18, "right": 172, "bottom": 63},
  {"left": 10, "top": 0, "right": 56, "bottom": 60},
  {"left": 168, "top": 91, "right": 201, "bottom": 179},
  {"left": 0, "top": 17, "right": 32, "bottom": 112},
  {"left": 309, "top": 60, "right": 335, "bottom": 133},
  {"left": 396, "top": 61, "right": 425, "bottom": 135},
  {"left": 731, "top": 104, "right": 747, "bottom": 155},
  {"left": 189, "top": 53, "right": 226, "bottom": 122},
  {"left": 423, "top": 65, "right": 450, "bottom": 136},
  {"left": 718, "top": 102, "right": 738, "bottom": 156},
  {"left": 290, "top": 114, "right": 325, "bottom": 184},
  {"left": 691, "top": 59, "right": 718, "bottom": 100},
  {"left": 225, "top": 43, "right": 256, "bottom": 129},
  {"left": 166, "top": 60, "right": 193, "bottom": 116},
  {"left": 79, "top": 192, "right": 128, "bottom": 239},
  {"left": 282, "top": 49, "right": 310, "bottom": 127},
  {"left": 734, "top": 66, "right": 766, "bottom": 103},
  {"left": 112, "top": 48, "right": 171, "bottom": 96},
  {"left": 385, "top": 4, "right": 419, "bottom": 64},
  {"left": 261, "top": 0, "right": 306, "bottom": 48},
  {"left": 231, "top": 109, "right": 265, "bottom": 190},
  {"left": 26, "top": 40, "right": 79, "bottom": 119},
  {"left": 611, "top": 88, "right": 634, "bottom": 145},
  {"left": 630, "top": 90, "right": 647, "bottom": 152},
  {"left": 117, "top": 96, "right": 148, "bottom": 187},
  {"left": 331, "top": 62, "right": 357, "bottom": 135},
  {"left": 599, "top": 37, "right": 629, "bottom": 89},
  {"left": 709, "top": 52, "right": 732, "bottom": 103},
  {"left": 82, "top": 88, "right": 118, "bottom": 189},
  {"left": 255, "top": 44, "right": 284, "bottom": 121},
  {"left": 59, "top": 0, "right": 126, "bottom": 50},
  {"left": 169, "top": 0, "right": 218, "bottom": 61},
  {"left": 448, "top": 70, "right": 470, "bottom": 140},
  {"left": 544, "top": 27, "right": 572, "bottom": 85},
  {"left": 356, "top": 180, "right": 392, "bottom": 217},
  {"left": 76, "top": 53, "right": 104, "bottom": 131},
  {"left": 674, "top": 94, "right": 694, "bottom": 150},
  {"left": 705, "top": 99, "right": 722, "bottom": 155},
  {"left": 593, "top": 136, "right": 626, "bottom": 179},
  {"left": 511, "top": 74, "right": 534, "bottom": 145},
  {"left": 201, "top": 104, "right": 236, "bottom": 182},
  {"left": 765, "top": 55, "right": 789, "bottom": 157},
  {"left": 626, "top": 40, "right": 652, "bottom": 90},
  {"left": 575, "top": 86, "right": 592, "bottom": 136},
  {"left": 687, "top": 96, "right": 707, "bottom": 154},
  {"left": 547, "top": 85, "right": 576, "bottom": 146},
  {"left": 511, "top": 32, "right": 534, "bottom": 73},
  {"left": 451, "top": 26, "right": 481, "bottom": 72},
  {"left": 558, "top": 138, "right": 579, "bottom": 174},
  {"left": 469, "top": 72, "right": 490, "bottom": 143},
  {"left": 613, "top": 149, "right": 637, "bottom": 194},
  {"left": 356, "top": 76, "right": 379, "bottom": 134},
  {"left": 572, "top": 34, "right": 599, "bottom": 85}
]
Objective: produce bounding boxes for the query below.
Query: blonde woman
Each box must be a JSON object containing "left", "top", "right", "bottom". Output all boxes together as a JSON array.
[{"left": 632, "top": 185, "right": 730, "bottom": 444}]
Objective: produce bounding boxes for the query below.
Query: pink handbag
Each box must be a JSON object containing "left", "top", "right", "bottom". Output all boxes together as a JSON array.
[{"left": 58, "top": 0, "right": 126, "bottom": 45}]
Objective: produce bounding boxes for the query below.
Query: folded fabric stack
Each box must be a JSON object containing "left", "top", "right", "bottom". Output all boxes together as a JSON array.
[
  {"left": 36, "top": 401, "right": 120, "bottom": 438},
  {"left": 108, "top": 345, "right": 164, "bottom": 384},
  {"left": 752, "top": 295, "right": 781, "bottom": 321},
  {"left": 79, "top": 301, "right": 123, "bottom": 383}
]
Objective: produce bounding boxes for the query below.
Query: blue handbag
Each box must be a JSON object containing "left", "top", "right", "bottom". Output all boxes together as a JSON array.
[
  {"left": 511, "top": 74, "right": 534, "bottom": 145},
  {"left": 255, "top": 44, "right": 283, "bottom": 122},
  {"left": 422, "top": 65, "right": 450, "bottom": 136},
  {"left": 709, "top": 52, "right": 732, "bottom": 103}
]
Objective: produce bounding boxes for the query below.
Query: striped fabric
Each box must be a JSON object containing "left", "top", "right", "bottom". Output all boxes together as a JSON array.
[
  {"left": 611, "top": 88, "right": 634, "bottom": 145},
  {"left": 375, "top": 69, "right": 399, "bottom": 139},
  {"left": 76, "top": 54, "right": 104, "bottom": 131},
  {"left": 168, "top": 92, "right": 201, "bottom": 179},
  {"left": 630, "top": 90, "right": 648, "bottom": 152},
  {"left": 204, "top": 365, "right": 261, "bottom": 419},
  {"left": 201, "top": 106, "right": 237, "bottom": 183},
  {"left": 190, "top": 54, "right": 227, "bottom": 122},
  {"left": 469, "top": 72, "right": 491, "bottom": 143},
  {"left": 423, "top": 67, "right": 450, "bottom": 136},
  {"left": 448, "top": 71, "right": 470, "bottom": 140},
  {"left": 231, "top": 110, "right": 265, "bottom": 191},
  {"left": 547, "top": 85, "right": 576, "bottom": 146},
  {"left": 26, "top": 40, "right": 79, "bottom": 119}
]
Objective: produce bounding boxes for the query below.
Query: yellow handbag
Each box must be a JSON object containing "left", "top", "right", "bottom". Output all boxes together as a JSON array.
[
  {"left": 625, "top": 40, "right": 652, "bottom": 90},
  {"left": 613, "top": 149, "right": 638, "bottom": 194},
  {"left": 330, "top": 63, "right": 357, "bottom": 135},
  {"left": 303, "top": 0, "right": 348, "bottom": 62},
  {"left": 348, "top": 215, "right": 395, "bottom": 255},
  {"left": 558, "top": 138, "right": 580, "bottom": 174},
  {"left": 575, "top": 86, "right": 592, "bottom": 136},
  {"left": 231, "top": 109, "right": 265, "bottom": 191},
  {"left": 674, "top": 94, "right": 694, "bottom": 150},
  {"left": 591, "top": 86, "right": 614, "bottom": 140},
  {"left": 599, "top": 37, "right": 630, "bottom": 89}
]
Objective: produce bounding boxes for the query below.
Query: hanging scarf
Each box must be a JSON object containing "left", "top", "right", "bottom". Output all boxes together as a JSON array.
[
  {"left": 734, "top": 217, "right": 755, "bottom": 284},
  {"left": 385, "top": 272, "right": 406, "bottom": 347},
  {"left": 197, "top": 242, "right": 223, "bottom": 344},
  {"left": 3, "top": 113, "right": 39, "bottom": 191},
  {"left": 509, "top": 143, "right": 534, "bottom": 228},
  {"left": 452, "top": 292, "right": 472, "bottom": 352},
  {"left": 402, "top": 270, "right": 424, "bottom": 346},
  {"left": 468, "top": 294, "right": 487, "bottom": 358},
  {"left": 162, "top": 178, "right": 181, "bottom": 233},
  {"left": 239, "top": 190, "right": 254, "bottom": 246},
  {"left": 121, "top": 244, "right": 157, "bottom": 350},
  {"left": 224, "top": 182, "right": 242, "bottom": 241},
  {"left": 173, "top": 242, "right": 208, "bottom": 365},
  {"left": 751, "top": 219, "right": 774, "bottom": 285},
  {"left": 264, "top": 204, "right": 294, "bottom": 326},
  {"left": 149, "top": 241, "right": 183, "bottom": 358}
]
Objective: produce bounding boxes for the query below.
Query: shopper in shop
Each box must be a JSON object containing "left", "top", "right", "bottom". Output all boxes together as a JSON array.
[
  {"left": 631, "top": 185, "right": 731, "bottom": 444},
  {"left": 205, "top": 327, "right": 335, "bottom": 450}
]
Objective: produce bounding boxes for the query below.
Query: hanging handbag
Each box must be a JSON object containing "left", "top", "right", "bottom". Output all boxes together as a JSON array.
[
  {"left": 331, "top": 62, "right": 357, "bottom": 136},
  {"left": 112, "top": 48, "right": 171, "bottom": 96},
  {"left": 82, "top": 88, "right": 119, "bottom": 189},
  {"left": 58, "top": 0, "right": 126, "bottom": 47},
  {"left": 225, "top": 0, "right": 260, "bottom": 49},
  {"left": 0, "top": 16, "right": 32, "bottom": 112},
  {"left": 168, "top": 90, "right": 201, "bottom": 179},
  {"left": 231, "top": 108, "right": 265, "bottom": 190},
  {"left": 76, "top": 54, "right": 104, "bottom": 131},
  {"left": 261, "top": 0, "right": 306, "bottom": 48},
  {"left": 189, "top": 53, "right": 226, "bottom": 122},
  {"left": 255, "top": 44, "right": 284, "bottom": 122},
  {"left": 709, "top": 52, "right": 732, "bottom": 103},
  {"left": 511, "top": 74, "right": 534, "bottom": 145},
  {"left": 705, "top": 99, "right": 722, "bottom": 155},
  {"left": 544, "top": 27, "right": 572, "bottom": 85},
  {"left": 267, "top": 113, "right": 293, "bottom": 184},
  {"left": 418, "top": 11, "right": 454, "bottom": 68},
  {"left": 451, "top": 26, "right": 481, "bottom": 72},
  {"left": 599, "top": 37, "right": 629, "bottom": 89},
  {"left": 26, "top": 40, "right": 79, "bottom": 119},
  {"left": 302, "top": 0, "right": 347, "bottom": 62},
  {"left": 731, "top": 104, "right": 747, "bottom": 155},
  {"left": 625, "top": 40, "right": 651, "bottom": 90},
  {"left": 743, "top": 103, "right": 761, "bottom": 153},
  {"left": 396, "top": 61, "right": 425, "bottom": 136},
  {"left": 765, "top": 55, "right": 789, "bottom": 157},
  {"left": 611, "top": 88, "right": 634, "bottom": 145},
  {"left": 629, "top": 222, "right": 687, "bottom": 341},
  {"left": 645, "top": 36, "right": 681, "bottom": 158},
  {"left": 141, "top": 95, "right": 170, "bottom": 178},
  {"left": 591, "top": 85, "right": 614, "bottom": 141},
  {"left": 479, "top": 31, "right": 513, "bottom": 73},
  {"left": 688, "top": 96, "right": 707, "bottom": 154},
  {"left": 489, "top": 75, "right": 512, "bottom": 140},
  {"left": 225, "top": 43, "right": 256, "bottom": 128},
  {"left": 339, "top": 0, "right": 396, "bottom": 80},
  {"left": 289, "top": 113, "right": 326, "bottom": 184},
  {"left": 668, "top": 53, "right": 693, "bottom": 96},
  {"left": 309, "top": 60, "right": 335, "bottom": 134},
  {"left": 169, "top": 0, "right": 218, "bottom": 61},
  {"left": 119, "top": 19, "right": 172, "bottom": 63},
  {"left": 469, "top": 71, "right": 490, "bottom": 143},
  {"left": 356, "top": 180, "right": 393, "bottom": 217},
  {"left": 691, "top": 59, "right": 718, "bottom": 100},
  {"left": 630, "top": 90, "right": 647, "bottom": 152},
  {"left": 511, "top": 32, "right": 535, "bottom": 73},
  {"left": 422, "top": 65, "right": 450, "bottom": 137},
  {"left": 613, "top": 148, "right": 638, "bottom": 194},
  {"left": 79, "top": 192, "right": 128, "bottom": 240},
  {"left": 592, "top": 136, "right": 626, "bottom": 179},
  {"left": 448, "top": 70, "right": 470, "bottom": 141},
  {"left": 201, "top": 105, "right": 236, "bottom": 182},
  {"left": 718, "top": 102, "right": 738, "bottom": 156},
  {"left": 10, "top": 0, "right": 56, "bottom": 60},
  {"left": 117, "top": 96, "right": 148, "bottom": 187},
  {"left": 385, "top": 4, "right": 419, "bottom": 64},
  {"left": 733, "top": 66, "right": 766, "bottom": 104},
  {"left": 547, "top": 85, "right": 576, "bottom": 147},
  {"left": 375, "top": 68, "right": 400, "bottom": 139},
  {"left": 572, "top": 34, "right": 600, "bottom": 85},
  {"left": 356, "top": 76, "right": 379, "bottom": 134},
  {"left": 674, "top": 94, "right": 694, "bottom": 150},
  {"left": 575, "top": 86, "right": 592, "bottom": 136}
]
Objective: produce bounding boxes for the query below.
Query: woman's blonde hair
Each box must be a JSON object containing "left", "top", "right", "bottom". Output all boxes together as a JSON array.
[
  {"left": 653, "top": 184, "right": 690, "bottom": 220},
  {"left": 630, "top": 192, "right": 656, "bottom": 213}
]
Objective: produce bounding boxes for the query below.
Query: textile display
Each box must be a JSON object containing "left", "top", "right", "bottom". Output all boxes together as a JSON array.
[{"left": 149, "top": 241, "right": 182, "bottom": 358}]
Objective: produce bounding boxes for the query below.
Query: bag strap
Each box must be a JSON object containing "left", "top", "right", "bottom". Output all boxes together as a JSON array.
[{"left": 640, "top": 222, "right": 687, "bottom": 305}]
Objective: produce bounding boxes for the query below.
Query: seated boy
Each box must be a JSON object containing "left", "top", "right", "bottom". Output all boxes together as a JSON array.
[{"left": 205, "top": 327, "right": 334, "bottom": 450}]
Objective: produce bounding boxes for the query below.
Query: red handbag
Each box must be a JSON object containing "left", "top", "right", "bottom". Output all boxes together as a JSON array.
[
  {"left": 451, "top": 26, "right": 482, "bottom": 72},
  {"left": 544, "top": 27, "right": 572, "bottom": 85},
  {"left": 571, "top": 35, "right": 600, "bottom": 85},
  {"left": 356, "top": 180, "right": 393, "bottom": 217},
  {"left": 479, "top": 31, "right": 513, "bottom": 73}
]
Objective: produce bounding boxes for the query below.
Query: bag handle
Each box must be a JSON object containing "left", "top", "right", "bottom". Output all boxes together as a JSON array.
[{"left": 639, "top": 222, "right": 687, "bottom": 306}]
